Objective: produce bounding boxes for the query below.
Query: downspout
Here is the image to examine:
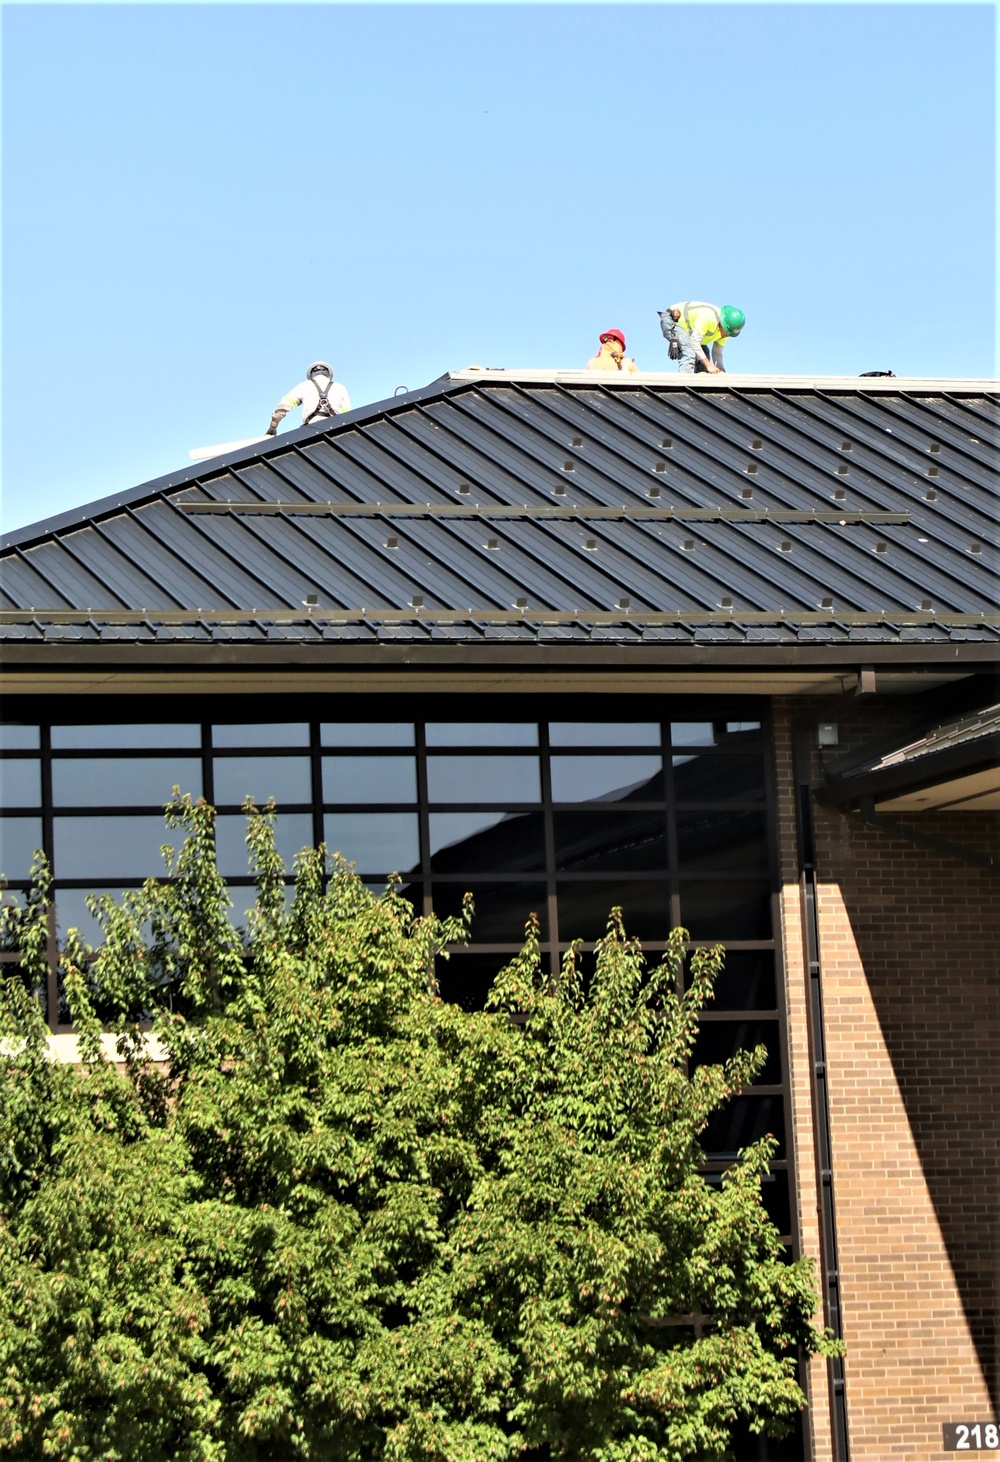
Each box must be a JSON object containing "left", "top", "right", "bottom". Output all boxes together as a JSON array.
[{"left": 794, "top": 729, "right": 850, "bottom": 1461}]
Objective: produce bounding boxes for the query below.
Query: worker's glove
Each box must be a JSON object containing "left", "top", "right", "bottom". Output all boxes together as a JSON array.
[{"left": 267, "top": 410, "right": 285, "bottom": 435}]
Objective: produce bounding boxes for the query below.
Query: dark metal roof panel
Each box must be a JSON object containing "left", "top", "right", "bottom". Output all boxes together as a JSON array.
[{"left": 1, "top": 376, "right": 997, "bottom": 648}]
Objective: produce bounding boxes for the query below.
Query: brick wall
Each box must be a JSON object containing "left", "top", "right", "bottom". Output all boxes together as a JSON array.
[{"left": 772, "top": 695, "right": 999, "bottom": 1461}]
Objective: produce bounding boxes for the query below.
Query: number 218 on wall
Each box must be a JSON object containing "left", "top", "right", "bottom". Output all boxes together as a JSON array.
[{"left": 945, "top": 1424, "right": 1000, "bottom": 1451}]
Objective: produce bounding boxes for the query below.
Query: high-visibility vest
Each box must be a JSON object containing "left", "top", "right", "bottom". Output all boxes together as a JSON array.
[{"left": 671, "top": 301, "right": 724, "bottom": 346}]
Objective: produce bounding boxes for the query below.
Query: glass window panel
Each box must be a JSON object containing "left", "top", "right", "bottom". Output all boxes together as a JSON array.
[
  {"left": 671, "top": 722, "right": 716, "bottom": 747},
  {"left": 759, "top": 1171, "right": 791, "bottom": 1237},
  {"left": 680, "top": 879, "right": 773, "bottom": 940},
  {"left": 0, "top": 725, "right": 39, "bottom": 750},
  {"left": 675, "top": 811, "right": 769, "bottom": 872},
  {"left": 0, "top": 759, "right": 41, "bottom": 808},
  {"left": 56, "top": 887, "right": 129, "bottom": 948},
  {"left": 215, "top": 813, "right": 316, "bottom": 878},
  {"left": 362, "top": 877, "right": 423, "bottom": 910},
  {"left": 212, "top": 723, "right": 309, "bottom": 747},
  {"left": 430, "top": 882, "right": 547, "bottom": 942},
  {"left": 673, "top": 721, "right": 762, "bottom": 749},
  {"left": 53, "top": 816, "right": 186, "bottom": 880},
  {"left": 426, "top": 756, "right": 540, "bottom": 805},
  {"left": 691, "top": 1020, "right": 782, "bottom": 1085},
  {"left": 322, "top": 756, "right": 416, "bottom": 805},
  {"left": 556, "top": 879, "right": 671, "bottom": 943},
  {"left": 52, "top": 758, "right": 202, "bottom": 808},
  {"left": 724, "top": 720, "right": 762, "bottom": 740},
  {"left": 549, "top": 722, "right": 661, "bottom": 747},
  {"left": 686, "top": 951, "right": 776, "bottom": 1011},
  {"left": 429, "top": 811, "right": 545, "bottom": 874},
  {"left": 550, "top": 755, "right": 663, "bottom": 804},
  {"left": 0, "top": 817, "right": 44, "bottom": 881},
  {"left": 699, "top": 1095, "right": 785, "bottom": 1160},
  {"left": 426, "top": 723, "right": 538, "bottom": 747},
  {"left": 672, "top": 754, "right": 765, "bottom": 804},
  {"left": 321, "top": 723, "right": 414, "bottom": 747},
  {"left": 225, "top": 881, "right": 295, "bottom": 930},
  {"left": 434, "top": 950, "right": 535, "bottom": 1013},
  {"left": 324, "top": 813, "right": 420, "bottom": 875},
  {"left": 553, "top": 811, "right": 667, "bottom": 873},
  {"left": 214, "top": 756, "right": 312, "bottom": 807},
  {"left": 51, "top": 724, "right": 200, "bottom": 749}
]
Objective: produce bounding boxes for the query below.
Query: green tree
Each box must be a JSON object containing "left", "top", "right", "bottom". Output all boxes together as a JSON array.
[{"left": 0, "top": 795, "right": 839, "bottom": 1461}]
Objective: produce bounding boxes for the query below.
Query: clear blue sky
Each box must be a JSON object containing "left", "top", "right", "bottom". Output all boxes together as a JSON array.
[{"left": 2, "top": 2, "right": 995, "bottom": 533}]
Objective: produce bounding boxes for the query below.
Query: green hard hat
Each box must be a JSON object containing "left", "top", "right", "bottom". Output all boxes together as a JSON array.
[{"left": 720, "top": 305, "right": 745, "bottom": 336}]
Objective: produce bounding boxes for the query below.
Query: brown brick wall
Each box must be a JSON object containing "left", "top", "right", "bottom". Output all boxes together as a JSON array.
[{"left": 772, "top": 695, "right": 999, "bottom": 1461}]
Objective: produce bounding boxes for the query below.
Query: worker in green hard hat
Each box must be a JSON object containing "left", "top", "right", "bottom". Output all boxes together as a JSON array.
[{"left": 658, "top": 302, "right": 745, "bottom": 374}]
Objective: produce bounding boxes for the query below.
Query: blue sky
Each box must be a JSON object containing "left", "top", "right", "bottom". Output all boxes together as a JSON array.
[{"left": 2, "top": 2, "right": 995, "bottom": 533}]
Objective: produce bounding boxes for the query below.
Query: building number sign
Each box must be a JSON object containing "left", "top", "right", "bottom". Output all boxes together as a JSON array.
[{"left": 944, "top": 1424, "right": 1000, "bottom": 1451}]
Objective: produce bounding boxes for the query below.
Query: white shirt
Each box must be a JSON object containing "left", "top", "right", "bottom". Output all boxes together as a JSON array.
[{"left": 278, "top": 374, "right": 351, "bottom": 425}]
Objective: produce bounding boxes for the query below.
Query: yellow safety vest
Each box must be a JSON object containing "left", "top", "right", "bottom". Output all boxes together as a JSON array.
[{"left": 672, "top": 301, "right": 724, "bottom": 346}]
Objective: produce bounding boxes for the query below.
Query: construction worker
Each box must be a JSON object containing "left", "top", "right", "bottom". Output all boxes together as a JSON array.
[
  {"left": 586, "top": 329, "right": 639, "bottom": 373},
  {"left": 266, "top": 361, "right": 351, "bottom": 436},
  {"left": 658, "top": 303, "right": 745, "bottom": 374}
]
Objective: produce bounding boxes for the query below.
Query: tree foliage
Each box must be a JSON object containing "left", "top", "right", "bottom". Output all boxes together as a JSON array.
[{"left": 0, "top": 795, "right": 839, "bottom": 1460}]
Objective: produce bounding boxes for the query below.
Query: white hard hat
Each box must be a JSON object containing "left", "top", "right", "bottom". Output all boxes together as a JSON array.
[{"left": 307, "top": 360, "right": 332, "bottom": 377}]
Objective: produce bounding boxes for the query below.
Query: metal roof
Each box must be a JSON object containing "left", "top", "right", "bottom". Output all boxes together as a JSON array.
[
  {"left": 821, "top": 701, "right": 1000, "bottom": 812},
  {"left": 2, "top": 372, "right": 998, "bottom": 655}
]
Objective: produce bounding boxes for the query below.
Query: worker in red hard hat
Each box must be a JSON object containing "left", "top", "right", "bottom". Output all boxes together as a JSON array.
[{"left": 586, "top": 328, "right": 638, "bottom": 373}]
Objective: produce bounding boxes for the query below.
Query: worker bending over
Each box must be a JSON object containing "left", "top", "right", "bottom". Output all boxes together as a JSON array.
[
  {"left": 658, "top": 303, "right": 745, "bottom": 374},
  {"left": 266, "top": 361, "right": 351, "bottom": 436},
  {"left": 586, "top": 329, "right": 638, "bottom": 373}
]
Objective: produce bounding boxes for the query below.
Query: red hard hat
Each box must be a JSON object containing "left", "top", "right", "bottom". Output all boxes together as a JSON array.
[{"left": 599, "top": 328, "right": 626, "bottom": 349}]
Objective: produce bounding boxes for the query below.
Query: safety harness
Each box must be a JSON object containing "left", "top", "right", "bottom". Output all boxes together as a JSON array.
[{"left": 304, "top": 376, "right": 337, "bottom": 424}]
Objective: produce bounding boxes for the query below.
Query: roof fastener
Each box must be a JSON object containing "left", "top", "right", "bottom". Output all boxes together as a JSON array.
[
  {"left": 654, "top": 461, "right": 668, "bottom": 473},
  {"left": 833, "top": 488, "right": 846, "bottom": 500},
  {"left": 919, "top": 599, "right": 933, "bottom": 610},
  {"left": 928, "top": 443, "right": 940, "bottom": 453},
  {"left": 485, "top": 538, "right": 499, "bottom": 550},
  {"left": 874, "top": 542, "right": 887, "bottom": 554},
  {"left": 778, "top": 541, "right": 792, "bottom": 552},
  {"left": 562, "top": 461, "right": 575, "bottom": 472},
  {"left": 719, "top": 596, "right": 733, "bottom": 608},
  {"left": 302, "top": 593, "right": 318, "bottom": 606},
  {"left": 681, "top": 539, "right": 695, "bottom": 551},
  {"left": 569, "top": 436, "right": 583, "bottom": 447},
  {"left": 410, "top": 596, "right": 424, "bottom": 608},
  {"left": 648, "top": 486, "right": 661, "bottom": 498},
  {"left": 750, "top": 439, "right": 763, "bottom": 450},
  {"left": 745, "top": 463, "right": 758, "bottom": 474},
  {"left": 584, "top": 539, "right": 598, "bottom": 551},
  {"left": 514, "top": 597, "right": 528, "bottom": 609},
  {"left": 661, "top": 437, "right": 673, "bottom": 449},
  {"left": 840, "top": 440, "right": 852, "bottom": 451},
  {"left": 820, "top": 597, "right": 834, "bottom": 608},
  {"left": 553, "top": 483, "right": 566, "bottom": 496},
  {"left": 740, "top": 487, "right": 753, "bottom": 499},
  {"left": 617, "top": 597, "right": 630, "bottom": 610},
  {"left": 385, "top": 536, "right": 398, "bottom": 549},
  {"left": 969, "top": 543, "right": 982, "bottom": 554},
  {"left": 836, "top": 465, "right": 849, "bottom": 475},
  {"left": 927, "top": 466, "right": 939, "bottom": 477},
  {"left": 924, "top": 489, "right": 938, "bottom": 501}
]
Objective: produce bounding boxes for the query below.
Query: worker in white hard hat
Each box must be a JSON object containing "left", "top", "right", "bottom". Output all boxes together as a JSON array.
[{"left": 266, "top": 361, "right": 351, "bottom": 436}]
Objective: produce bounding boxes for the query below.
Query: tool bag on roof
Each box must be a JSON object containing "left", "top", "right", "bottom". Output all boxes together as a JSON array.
[{"left": 304, "top": 376, "right": 337, "bottom": 423}]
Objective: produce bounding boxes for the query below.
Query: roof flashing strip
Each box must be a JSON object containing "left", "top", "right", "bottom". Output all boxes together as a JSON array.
[
  {"left": 3, "top": 608, "right": 998, "bottom": 629},
  {"left": 175, "top": 500, "right": 910, "bottom": 525},
  {"left": 447, "top": 368, "right": 1000, "bottom": 393}
]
